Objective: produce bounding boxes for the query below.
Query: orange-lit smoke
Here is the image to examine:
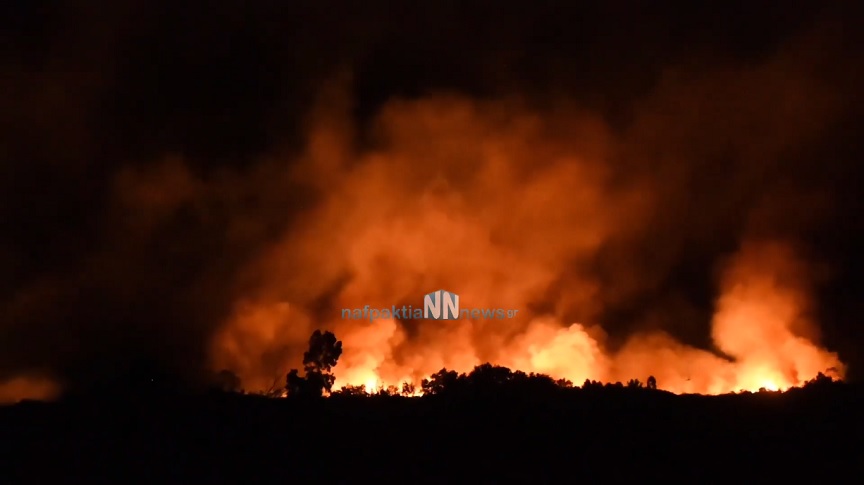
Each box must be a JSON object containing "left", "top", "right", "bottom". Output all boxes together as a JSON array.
[
  {"left": 209, "top": 84, "right": 845, "bottom": 395},
  {"left": 0, "top": 374, "right": 60, "bottom": 404},
  {"left": 614, "top": 241, "right": 844, "bottom": 393}
]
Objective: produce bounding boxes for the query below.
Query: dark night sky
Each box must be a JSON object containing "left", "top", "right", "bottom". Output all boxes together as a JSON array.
[{"left": 1, "top": 0, "right": 864, "bottom": 393}]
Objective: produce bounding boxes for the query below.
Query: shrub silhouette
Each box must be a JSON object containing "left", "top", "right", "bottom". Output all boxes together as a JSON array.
[
  {"left": 214, "top": 369, "right": 242, "bottom": 393},
  {"left": 334, "top": 384, "right": 368, "bottom": 397},
  {"left": 401, "top": 382, "right": 416, "bottom": 396},
  {"left": 647, "top": 376, "right": 657, "bottom": 389}
]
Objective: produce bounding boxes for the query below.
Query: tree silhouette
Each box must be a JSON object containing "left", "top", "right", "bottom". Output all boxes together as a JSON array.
[
  {"left": 556, "top": 378, "right": 574, "bottom": 388},
  {"left": 286, "top": 330, "right": 343, "bottom": 398},
  {"left": 804, "top": 372, "right": 835, "bottom": 390},
  {"left": 583, "top": 379, "right": 603, "bottom": 390},
  {"left": 303, "top": 330, "right": 343, "bottom": 375},
  {"left": 466, "top": 363, "right": 514, "bottom": 392},
  {"left": 412, "top": 365, "right": 563, "bottom": 398},
  {"left": 421, "top": 369, "right": 461, "bottom": 395},
  {"left": 646, "top": 376, "right": 657, "bottom": 389}
]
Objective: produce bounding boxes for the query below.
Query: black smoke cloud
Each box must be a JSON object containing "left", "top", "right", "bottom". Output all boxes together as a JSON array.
[{"left": 1, "top": 0, "right": 863, "bottom": 399}]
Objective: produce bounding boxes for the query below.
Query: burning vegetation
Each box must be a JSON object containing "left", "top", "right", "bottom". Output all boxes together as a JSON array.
[{"left": 212, "top": 328, "right": 841, "bottom": 400}]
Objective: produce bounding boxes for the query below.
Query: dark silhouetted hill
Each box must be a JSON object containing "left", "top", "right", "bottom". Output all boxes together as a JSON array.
[{"left": 1, "top": 368, "right": 862, "bottom": 484}]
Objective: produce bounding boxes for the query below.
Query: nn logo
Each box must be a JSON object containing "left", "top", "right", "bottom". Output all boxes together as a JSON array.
[{"left": 423, "top": 290, "right": 459, "bottom": 320}]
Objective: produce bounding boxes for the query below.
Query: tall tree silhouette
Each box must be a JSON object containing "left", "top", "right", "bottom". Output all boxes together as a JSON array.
[{"left": 286, "top": 330, "right": 343, "bottom": 398}]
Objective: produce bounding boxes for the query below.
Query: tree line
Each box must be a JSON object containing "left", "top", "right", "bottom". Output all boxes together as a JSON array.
[{"left": 212, "top": 330, "right": 840, "bottom": 397}]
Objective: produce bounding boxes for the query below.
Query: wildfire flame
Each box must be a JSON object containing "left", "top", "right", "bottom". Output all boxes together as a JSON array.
[{"left": 209, "top": 84, "right": 845, "bottom": 396}]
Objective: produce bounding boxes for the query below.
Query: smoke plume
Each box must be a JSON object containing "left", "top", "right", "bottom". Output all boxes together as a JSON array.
[{"left": 212, "top": 60, "right": 847, "bottom": 394}]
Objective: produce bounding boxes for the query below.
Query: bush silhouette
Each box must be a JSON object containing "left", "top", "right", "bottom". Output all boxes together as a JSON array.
[
  {"left": 214, "top": 369, "right": 242, "bottom": 393},
  {"left": 647, "top": 376, "right": 657, "bottom": 389},
  {"left": 401, "top": 382, "right": 416, "bottom": 396}
]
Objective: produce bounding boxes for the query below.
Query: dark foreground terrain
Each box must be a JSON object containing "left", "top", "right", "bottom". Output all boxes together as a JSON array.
[{"left": 1, "top": 382, "right": 862, "bottom": 484}]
